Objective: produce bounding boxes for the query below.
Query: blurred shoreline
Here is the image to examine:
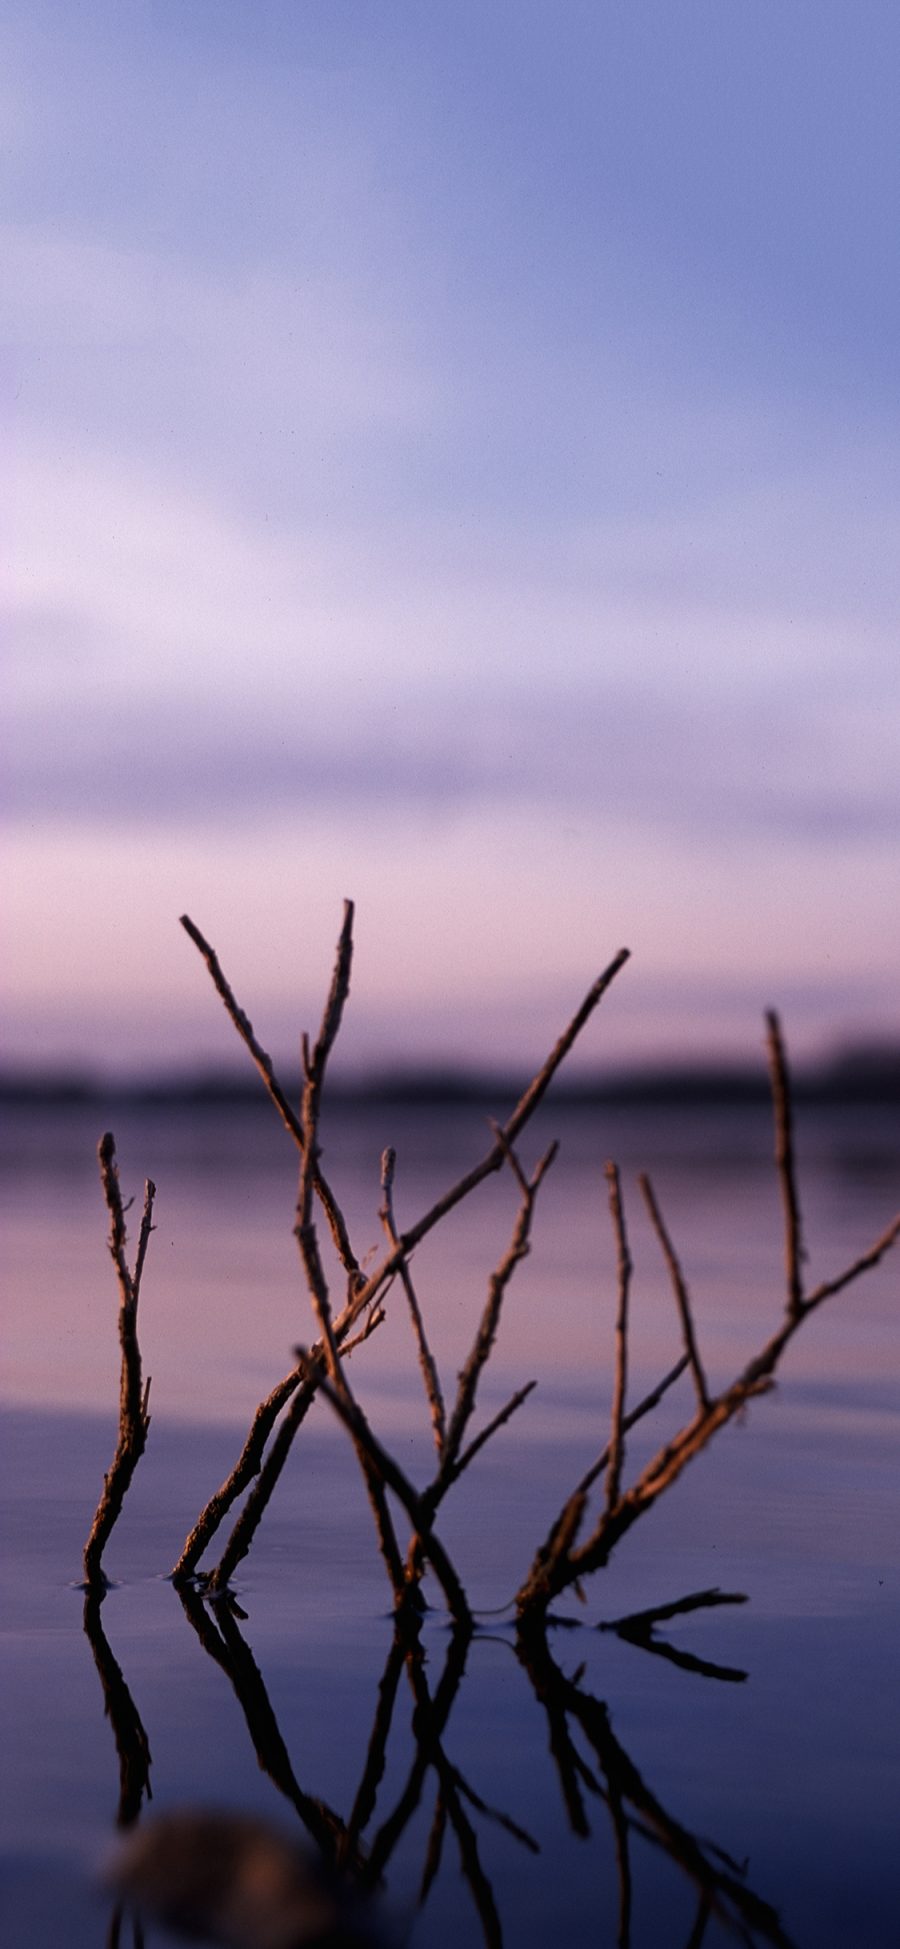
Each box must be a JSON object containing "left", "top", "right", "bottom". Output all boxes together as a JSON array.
[{"left": 2, "top": 1044, "right": 898, "bottom": 1110}]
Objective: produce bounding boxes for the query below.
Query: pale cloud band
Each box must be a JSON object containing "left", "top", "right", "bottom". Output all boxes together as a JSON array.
[{"left": 4, "top": 1, "right": 898, "bottom": 1072}]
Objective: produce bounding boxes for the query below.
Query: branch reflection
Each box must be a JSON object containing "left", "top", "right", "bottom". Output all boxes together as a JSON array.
[
  {"left": 82, "top": 1586, "right": 151, "bottom": 1948},
  {"left": 88, "top": 1587, "right": 796, "bottom": 1949}
]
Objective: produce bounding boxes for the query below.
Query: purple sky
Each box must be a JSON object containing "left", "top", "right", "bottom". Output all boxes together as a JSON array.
[{"left": 5, "top": 2, "right": 898, "bottom": 1077}]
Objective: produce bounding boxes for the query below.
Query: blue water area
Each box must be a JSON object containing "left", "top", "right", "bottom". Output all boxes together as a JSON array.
[
  {"left": 2, "top": 1095, "right": 898, "bottom": 1943},
  {"left": 1, "top": 1392, "right": 899, "bottom": 1949}
]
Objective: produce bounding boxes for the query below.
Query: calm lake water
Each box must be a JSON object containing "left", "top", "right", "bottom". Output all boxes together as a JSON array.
[{"left": 2, "top": 1093, "right": 898, "bottom": 1947}]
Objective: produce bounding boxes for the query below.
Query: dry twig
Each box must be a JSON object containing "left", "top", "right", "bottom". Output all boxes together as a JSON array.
[
  {"left": 179, "top": 913, "right": 362, "bottom": 1291},
  {"left": 296, "top": 1352, "right": 471, "bottom": 1628},
  {"left": 638, "top": 1173, "right": 709, "bottom": 1411},
  {"left": 604, "top": 1161, "right": 632, "bottom": 1511},
  {"left": 83, "top": 1136, "right": 155, "bottom": 1589},
  {"left": 380, "top": 1146, "right": 446, "bottom": 1456},
  {"left": 395, "top": 1134, "right": 556, "bottom": 1600},
  {"left": 175, "top": 939, "right": 628, "bottom": 1585},
  {"left": 331, "top": 952, "right": 629, "bottom": 1343},
  {"left": 168, "top": 911, "right": 897, "bottom": 1628},
  {"left": 515, "top": 1022, "right": 900, "bottom": 1627},
  {"left": 765, "top": 1008, "right": 805, "bottom": 1319},
  {"left": 290, "top": 907, "right": 412, "bottom": 1613}
]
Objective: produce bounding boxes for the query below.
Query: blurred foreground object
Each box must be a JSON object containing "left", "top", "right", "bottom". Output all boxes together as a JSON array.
[{"left": 110, "top": 1810, "right": 384, "bottom": 1949}]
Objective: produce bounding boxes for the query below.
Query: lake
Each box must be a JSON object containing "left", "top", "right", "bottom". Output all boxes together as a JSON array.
[{"left": 2, "top": 1090, "right": 898, "bottom": 1946}]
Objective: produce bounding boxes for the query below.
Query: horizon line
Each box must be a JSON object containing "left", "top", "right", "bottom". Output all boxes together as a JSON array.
[{"left": 2, "top": 1042, "right": 899, "bottom": 1109}]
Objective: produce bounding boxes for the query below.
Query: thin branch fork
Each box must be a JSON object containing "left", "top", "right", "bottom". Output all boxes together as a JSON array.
[
  {"left": 517, "top": 1206, "right": 899, "bottom": 1624},
  {"left": 331, "top": 951, "right": 630, "bottom": 1346},
  {"left": 296, "top": 1352, "right": 472, "bottom": 1629},
  {"left": 439, "top": 1133, "right": 558, "bottom": 1484},
  {"left": 638, "top": 1173, "right": 709, "bottom": 1412},
  {"left": 175, "top": 942, "right": 628, "bottom": 1585},
  {"left": 180, "top": 912, "right": 362, "bottom": 1291},
  {"left": 292, "top": 907, "right": 411, "bottom": 1611},
  {"left": 517, "top": 1011, "right": 900, "bottom": 1623},
  {"left": 520, "top": 1351, "right": 690, "bottom": 1600},
  {"left": 171, "top": 1283, "right": 384, "bottom": 1587},
  {"left": 179, "top": 915, "right": 303, "bottom": 1145},
  {"left": 83, "top": 1136, "right": 156, "bottom": 1589},
  {"left": 380, "top": 1146, "right": 446, "bottom": 1457},
  {"left": 445, "top": 1381, "right": 538, "bottom": 1487},
  {"left": 179, "top": 1289, "right": 388, "bottom": 1593},
  {"left": 604, "top": 1161, "right": 632, "bottom": 1512},
  {"left": 172, "top": 904, "right": 370, "bottom": 1586},
  {"left": 765, "top": 1009, "right": 806, "bottom": 1320},
  {"left": 389, "top": 1136, "right": 557, "bottom": 1602},
  {"left": 294, "top": 900, "right": 355, "bottom": 1378}
]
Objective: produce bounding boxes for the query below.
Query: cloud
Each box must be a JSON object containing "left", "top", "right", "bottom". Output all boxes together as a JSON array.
[
  {"left": 3, "top": 1, "right": 897, "bottom": 1074},
  {"left": 7, "top": 425, "right": 899, "bottom": 845},
  {"left": 8, "top": 623, "right": 898, "bottom": 846}
]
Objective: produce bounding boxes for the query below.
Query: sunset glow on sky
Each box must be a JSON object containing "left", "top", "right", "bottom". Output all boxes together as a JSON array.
[{"left": 5, "top": 3, "right": 898, "bottom": 1077}]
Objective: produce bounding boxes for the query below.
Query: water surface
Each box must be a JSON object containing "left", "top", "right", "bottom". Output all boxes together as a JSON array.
[{"left": 2, "top": 1096, "right": 898, "bottom": 1945}]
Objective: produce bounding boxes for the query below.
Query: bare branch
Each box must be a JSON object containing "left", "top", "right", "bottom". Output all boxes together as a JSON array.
[
  {"left": 311, "top": 896, "right": 355, "bottom": 1072},
  {"left": 177, "top": 948, "right": 629, "bottom": 1583},
  {"left": 285, "top": 910, "right": 413, "bottom": 1610},
  {"left": 381, "top": 1147, "right": 446, "bottom": 1456},
  {"left": 186, "top": 1302, "right": 388, "bottom": 1590},
  {"left": 577, "top": 1354, "right": 691, "bottom": 1503},
  {"left": 295, "top": 901, "right": 356, "bottom": 1376},
  {"left": 519, "top": 1352, "right": 691, "bottom": 1612},
  {"left": 604, "top": 1162, "right": 632, "bottom": 1511},
  {"left": 638, "top": 1174, "right": 708, "bottom": 1412},
  {"left": 341, "top": 1304, "right": 387, "bottom": 1357},
  {"left": 172, "top": 908, "right": 375, "bottom": 1586},
  {"left": 765, "top": 1010, "right": 805, "bottom": 1320},
  {"left": 601, "top": 1588, "right": 748, "bottom": 1635},
  {"left": 803, "top": 1211, "right": 900, "bottom": 1309},
  {"left": 518, "top": 1183, "right": 900, "bottom": 1627},
  {"left": 171, "top": 1368, "right": 302, "bottom": 1583},
  {"left": 163, "top": 905, "right": 899, "bottom": 1639},
  {"left": 180, "top": 914, "right": 305, "bottom": 1145},
  {"left": 331, "top": 951, "right": 630, "bottom": 1342},
  {"left": 179, "top": 912, "right": 362, "bottom": 1289},
  {"left": 297, "top": 1352, "right": 472, "bottom": 1628},
  {"left": 84, "top": 1138, "right": 155, "bottom": 1588},
  {"left": 441, "top": 1138, "right": 558, "bottom": 1478},
  {"left": 202, "top": 1370, "right": 320, "bottom": 1592},
  {"left": 500, "top": 952, "right": 630, "bottom": 1144},
  {"left": 446, "top": 1381, "right": 538, "bottom": 1486}
]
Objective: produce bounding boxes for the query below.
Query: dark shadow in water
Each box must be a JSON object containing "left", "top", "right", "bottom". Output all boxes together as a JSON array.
[
  {"left": 104, "top": 1905, "right": 146, "bottom": 1949},
  {"left": 82, "top": 1587, "right": 151, "bottom": 1948},
  {"left": 83, "top": 1586, "right": 153, "bottom": 1829},
  {"left": 176, "top": 1583, "right": 350, "bottom": 1868},
  {"left": 360, "top": 1623, "right": 539, "bottom": 1949},
  {"left": 597, "top": 1587, "right": 750, "bottom": 1685},
  {"left": 86, "top": 1582, "right": 811, "bottom": 1949},
  {"left": 517, "top": 1625, "right": 794, "bottom": 1949}
]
